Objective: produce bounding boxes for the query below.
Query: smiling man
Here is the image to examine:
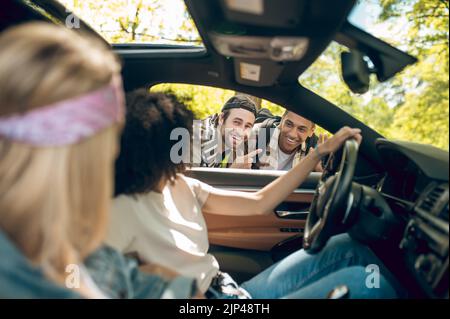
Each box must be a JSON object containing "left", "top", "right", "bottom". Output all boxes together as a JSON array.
[
  {"left": 195, "top": 95, "right": 257, "bottom": 168},
  {"left": 254, "top": 110, "right": 324, "bottom": 171}
]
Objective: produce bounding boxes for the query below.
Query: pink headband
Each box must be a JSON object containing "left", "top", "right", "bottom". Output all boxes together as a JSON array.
[{"left": 0, "top": 76, "right": 125, "bottom": 147}]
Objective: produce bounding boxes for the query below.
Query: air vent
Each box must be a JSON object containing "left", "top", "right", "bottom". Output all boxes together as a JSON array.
[
  {"left": 419, "top": 184, "right": 448, "bottom": 221},
  {"left": 439, "top": 204, "right": 449, "bottom": 222},
  {"left": 418, "top": 184, "right": 447, "bottom": 214}
]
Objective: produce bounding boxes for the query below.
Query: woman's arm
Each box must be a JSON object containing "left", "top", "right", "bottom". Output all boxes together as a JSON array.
[{"left": 202, "top": 127, "right": 362, "bottom": 216}]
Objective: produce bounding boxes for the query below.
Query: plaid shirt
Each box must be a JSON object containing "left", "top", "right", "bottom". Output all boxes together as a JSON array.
[{"left": 192, "top": 114, "right": 233, "bottom": 168}]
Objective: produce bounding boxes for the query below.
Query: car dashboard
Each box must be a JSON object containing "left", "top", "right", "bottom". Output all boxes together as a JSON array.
[{"left": 375, "top": 139, "right": 449, "bottom": 298}]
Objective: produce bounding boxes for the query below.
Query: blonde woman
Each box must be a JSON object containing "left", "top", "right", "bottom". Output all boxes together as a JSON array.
[{"left": 0, "top": 23, "right": 196, "bottom": 299}]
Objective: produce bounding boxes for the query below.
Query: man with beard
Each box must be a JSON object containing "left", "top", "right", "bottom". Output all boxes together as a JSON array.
[
  {"left": 194, "top": 95, "right": 259, "bottom": 168},
  {"left": 252, "top": 110, "right": 326, "bottom": 171}
]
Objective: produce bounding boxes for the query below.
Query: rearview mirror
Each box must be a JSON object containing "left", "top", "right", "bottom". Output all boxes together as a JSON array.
[{"left": 341, "top": 50, "right": 371, "bottom": 94}]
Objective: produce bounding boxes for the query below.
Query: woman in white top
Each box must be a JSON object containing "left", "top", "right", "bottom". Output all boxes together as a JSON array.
[{"left": 107, "top": 89, "right": 398, "bottom": 299}]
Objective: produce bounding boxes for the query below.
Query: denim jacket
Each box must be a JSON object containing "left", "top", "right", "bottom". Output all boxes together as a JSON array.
[
  {"left": 0, "top": 230, "right": 197, "bottom": 299},
  {"left": 0, "top": 230, "right": 80, "bottom": 298},
  {"left": 84, "top": 245, "right": 198, "bottom": 299}
]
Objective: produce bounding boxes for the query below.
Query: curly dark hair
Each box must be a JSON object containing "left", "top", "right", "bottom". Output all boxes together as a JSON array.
[{"left": 114, "top": 89, "right": 194, "bottom": 196}]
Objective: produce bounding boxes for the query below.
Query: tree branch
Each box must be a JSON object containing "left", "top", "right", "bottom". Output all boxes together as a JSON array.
[
  {"left": 438, "top": 0, "right": 449, "bottom": 10},
  {"left": 412, "top": 13, "right": 449, "bottom": 19}
]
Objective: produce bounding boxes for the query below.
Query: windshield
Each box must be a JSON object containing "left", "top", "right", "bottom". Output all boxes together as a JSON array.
[
  {"left": 301, "top": 0, "right": 449, "bottom": 151},
  {"left": 56, "top": 0, "right": 203, "bottom": 46}
]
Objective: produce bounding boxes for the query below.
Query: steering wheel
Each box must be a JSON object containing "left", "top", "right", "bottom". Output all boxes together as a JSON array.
[{"left": 303, "top": 139, "right": 359, "bottom": 253}]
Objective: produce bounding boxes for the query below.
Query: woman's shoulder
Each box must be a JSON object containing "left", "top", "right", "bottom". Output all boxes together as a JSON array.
[
  {"left": 111, "top": 194, "right": 142, "bottom": 217},
  {"left": 175, "top": 173, "right": 194, "bottom": 185},
  {"left": 174, "top": 174, "right": 214, "bottom": 207},
  {"left": 175, "top": 173, "right": 208, "bottom": 188},
  {"left": 173, "top": 174, "right": 205, "bottom": 194},
  {"left": 112, "top": 193, "right": 136, "bottom": 206}
]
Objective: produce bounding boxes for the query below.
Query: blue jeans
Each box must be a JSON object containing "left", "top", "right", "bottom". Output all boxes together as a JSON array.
[
  {"left": 241, "top": 233, "right": 400, "bottom": 299},
  {"left": 282, "top": 266, "right": 397, "bottom": 298}
]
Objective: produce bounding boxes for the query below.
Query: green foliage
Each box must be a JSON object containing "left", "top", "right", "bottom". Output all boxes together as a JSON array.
[
  {"left": 379, "top": 0, "right": 449, "bottom": 150},
  {"left": 261, "top": 100, "right": 285, "bottom": 116},
  {"left": 58, "top": 0, "right": 202, "bottom": 44},
  {"left": 380, "top": 0, "right": 449, "bottom": 51},
  {"left": 301, "top": 0, "right": 449, "bottom": 150},
  {"left": 151, "top": 83, "right": 235, "bottom": 119}
]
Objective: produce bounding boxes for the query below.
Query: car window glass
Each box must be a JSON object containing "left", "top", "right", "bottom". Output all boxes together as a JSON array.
[{"left": 56, "top": 0, "right": 203, "bottom": 46}]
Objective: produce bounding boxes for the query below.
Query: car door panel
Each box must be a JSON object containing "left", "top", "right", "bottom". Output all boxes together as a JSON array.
[
  {"left": 186, "top": 168, "right": 318, "bottom": 280},
  {"left": 187, "top": 168, "right": 318, "bottom": 251}
]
